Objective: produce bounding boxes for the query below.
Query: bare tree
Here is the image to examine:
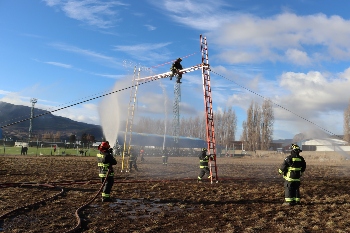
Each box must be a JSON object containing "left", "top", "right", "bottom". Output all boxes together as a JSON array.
[
  {"left": 344, "top": 100, "right": 350, "bottom": 143},
  {"left": 215, "top": 108, "right": 237, "bottom": 148},
  {"left": 241, "top": 121, "right": 248, "bottom": 150},
  {"left": 241, "top": 101, "right": 257, "bottom": 151},
  {"left": 253, "top": 103, "right": 261, "bottom": 151},
  {"left": 241, "top": 100, "right": 274, "bottom": 151},
  {"left": 261, "top": 99, "right": 274, "bottom": 150}
]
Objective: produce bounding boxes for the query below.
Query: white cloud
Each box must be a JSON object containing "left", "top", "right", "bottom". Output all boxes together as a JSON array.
[
  {"left": 92, "top": 73, "right": 126, "bottom": 79},
  {"left": 144, "top": 24, "right": 156, "bottom": 31},
  {"left": 152, "top": 2, "right": 350, "bottom": 65},
  {"left": 264, "top": 69, "right": 350, "bottom": 135},
  {"left": 152, "top": 0, "right": 231, "bottom": 31},
  {"left": 211, "top": 13, "right": 350, "bottom": 65},
  {"left": 49, "top": 42, "right": 122, "bottom": 67},
  {"left": 113, "top": 42, "right": 172, "bottom": 62},
  {"left": 285, "top": 49, "right": 311, "bottom": 66},
  {"left": 43, "top": 0, "right": 61, "bottom": 7},
  {"left": 43, "top": 0, "right": 128, "bottom": 28},
  {"left": 209, "top": 63, "right": 350, "bottom": 138},
  {"left": 45, "top": 61, "right": 72, "bottom": 68},
  {"left": 0, "top": 90, "right": 12, "bottom": 96},
  {"left": 278, "top": 70, "right": 349, "bottom": 110}
]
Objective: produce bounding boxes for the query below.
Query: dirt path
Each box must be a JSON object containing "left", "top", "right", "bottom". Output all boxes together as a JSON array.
[{"left": 1, "top": 155, "right": 350, "bottom": 232}]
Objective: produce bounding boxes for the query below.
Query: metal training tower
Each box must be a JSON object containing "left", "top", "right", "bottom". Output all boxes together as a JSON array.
[
  {"left": 172, "top": 83, "right": 181, "bottom": 144},
  {"left": 200, "top": 34, "right": 218, "bottom": 183},
  {"left": 122, "top": 66, "right": 140, "bottom": 172},
  {"left": 130, "top": 35, "right": 218, "bottom": 182},
  {"left": 28, "top": 98, "right": 37, "bottom": 142}
]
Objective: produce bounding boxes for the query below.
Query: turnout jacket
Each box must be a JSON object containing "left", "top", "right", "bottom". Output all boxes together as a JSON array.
[
  {"left": 128, "top": 150, "right": 138, "bottom": 162},
  {"left": 199, "top": 151, "right": 209, "bottom": 168},
  {"left": 97, "top": 151, "right": 117, "bottom": 178},
  {"left": 171, "top": 61, "right": 183, "bottom": 71},
  {"left": 279, "top": 151, "right": 306, "bottom": 182}
]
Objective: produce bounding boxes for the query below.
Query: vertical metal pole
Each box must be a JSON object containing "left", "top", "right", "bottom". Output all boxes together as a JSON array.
[
  {"left": 173, "top": 83, "right": 181, "bottom": 144},
  {"left": 160, "top": 82, "right": 168, "bottom": 150},
  {"left": 29, "top": 98, "right": 37, "bottom": 142}
]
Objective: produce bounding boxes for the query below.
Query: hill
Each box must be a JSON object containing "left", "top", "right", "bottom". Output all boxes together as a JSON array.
[{"left": 0, "top": 101, "right": 103, "bottom": 140}]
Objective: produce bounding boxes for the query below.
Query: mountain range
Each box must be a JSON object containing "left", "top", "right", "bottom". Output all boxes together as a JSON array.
[{"left": 0, "top": 101, "right": 103, "bottom": 140}]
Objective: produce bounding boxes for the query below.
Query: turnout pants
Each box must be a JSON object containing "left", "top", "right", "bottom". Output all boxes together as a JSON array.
[
  {"left": 162, "top": 156, "right": 168, "bottom": 165},
  {"left": 129, "top": 160, "right": 138, "bottom": 171},
  {"left": 284, "top": 181, "right": 301, "bottom": 203},
  {"left": 101, "top": 176, "right": 114, "bottom": 199},
  {"left": 198, "top": 167, "right": 211, "bottom": 180}
]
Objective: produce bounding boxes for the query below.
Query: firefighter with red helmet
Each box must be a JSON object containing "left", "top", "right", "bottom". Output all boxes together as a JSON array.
[
  {"left": 170, "top": 58, "right": 183, "bottom": 83},
  {"left": 197, "top": 148, "right": 212, "bottom": 182},
  {"left": 140, "top": 148, "right": 145, "bottom": 162},
  {"left": 97, "top": 141, "right": 117, "bottom": 202},
  {"left": 279, "top": 143, "right": 306, "bottom": 206}
]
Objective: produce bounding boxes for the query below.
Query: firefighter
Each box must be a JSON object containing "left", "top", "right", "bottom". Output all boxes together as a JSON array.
[
  {"left": 140, "top": 148, "right": 145, "bottom": 162},
  {"left": 162, "top": 148, "right": 169, "bottom": 166},
  {"left": 197, "top": 148, "right": 212, "bottom": 182},
  {"left": 128, "top": 148, "right": 138, "bottom": 172},
  {"left": 97, "top": 141, "right": 117, "bottom": 202},
  {"left": 170, "top": 58, "right": 183, "bottom": 83},
  {"left": 279, "top": 143, "right": 306, "bottom": 206}
]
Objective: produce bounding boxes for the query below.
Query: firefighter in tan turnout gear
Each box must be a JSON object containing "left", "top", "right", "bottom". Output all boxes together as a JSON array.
[
  {"left": 97, "top": 141, "right": 117, "bottom": 202},
  {"left": 279, "top": 143, "right": 306, "bottom": 206}
]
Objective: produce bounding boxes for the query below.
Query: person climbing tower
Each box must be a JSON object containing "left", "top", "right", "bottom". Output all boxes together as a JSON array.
[{"left": 170, "top": 58, "right": 183, "bottom": 83}]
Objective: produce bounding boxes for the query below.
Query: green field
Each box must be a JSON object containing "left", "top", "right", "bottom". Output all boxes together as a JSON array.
[{"left": 1, "top": 146, "right": 97, "bottom": 156}]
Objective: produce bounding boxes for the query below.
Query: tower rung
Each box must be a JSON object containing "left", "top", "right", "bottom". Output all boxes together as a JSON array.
[{"left": 135, "top": 64, "right": 203, "bottom": 82}]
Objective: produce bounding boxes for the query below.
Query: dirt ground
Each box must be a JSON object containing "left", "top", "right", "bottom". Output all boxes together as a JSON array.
[{"left": 1, "top": 152, "right": 350, "bottom": 233}]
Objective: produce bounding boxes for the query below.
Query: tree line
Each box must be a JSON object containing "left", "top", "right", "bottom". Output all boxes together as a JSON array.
[{"left": 132, "top": 99, "right": 274, "bottom": 150}]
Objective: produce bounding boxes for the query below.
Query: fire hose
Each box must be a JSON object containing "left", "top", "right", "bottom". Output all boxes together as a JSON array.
[
  {"left": 0, "top": 183, "right": 64, "bottom": 220},
  {"left": 64, "top": 168, "right": 111, "bottom": 233}
]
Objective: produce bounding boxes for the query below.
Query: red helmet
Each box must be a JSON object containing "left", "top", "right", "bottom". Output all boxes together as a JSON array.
[{"left": 98, "top": 141, "right": 110, "bottom": 151}]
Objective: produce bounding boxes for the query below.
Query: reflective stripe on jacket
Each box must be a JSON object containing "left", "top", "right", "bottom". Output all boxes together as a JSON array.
[
  {"left": 199, "top": 150, "right": 209, "bottom": 168},
  {"left": 279, "top": 154, "right": 306, "bottom": 182},
  {"left": 97, "top": 153, "right": 116, "bottom": 177},
  {"left": 199, "top": 157, "right": 209, "bottom": 168}
]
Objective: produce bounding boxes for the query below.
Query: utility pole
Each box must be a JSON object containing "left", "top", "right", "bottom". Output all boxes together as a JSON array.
[{"left": 29, "top": 98, "right": 37, "bottom": 142}]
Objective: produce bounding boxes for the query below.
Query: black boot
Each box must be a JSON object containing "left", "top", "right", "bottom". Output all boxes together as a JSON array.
[{"left": 102, "top": 197, "right": 113, "bottom": 202}]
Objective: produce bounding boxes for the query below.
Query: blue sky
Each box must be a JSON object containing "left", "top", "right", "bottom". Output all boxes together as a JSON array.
[{"left": 1, "top": 0, "right": 350, "bottom": 140}]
